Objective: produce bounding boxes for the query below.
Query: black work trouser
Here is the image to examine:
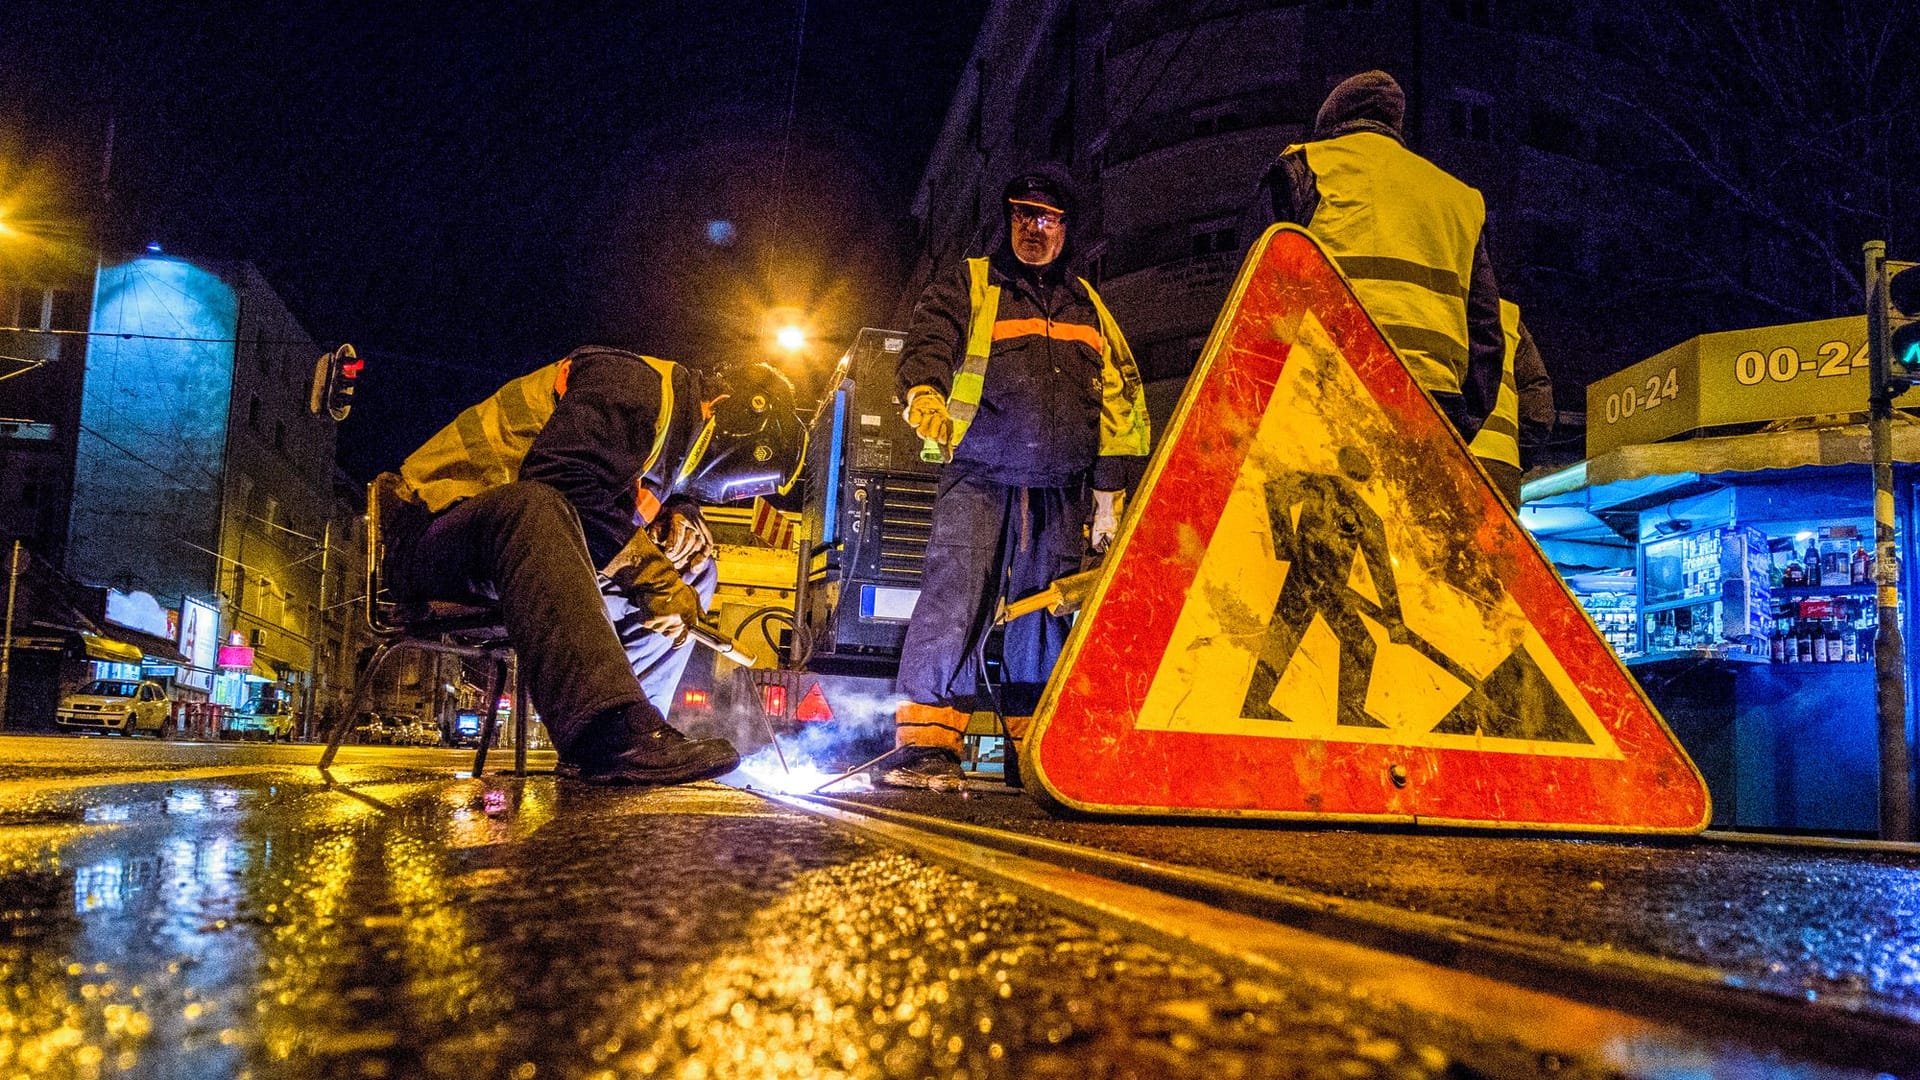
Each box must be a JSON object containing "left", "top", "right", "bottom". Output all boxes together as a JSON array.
[
  {"left": 394, "top": 482, "right": 648, "bottom": 756},
  {"left": 895, "top": 471, "right": 1088, "bottom": 717}
]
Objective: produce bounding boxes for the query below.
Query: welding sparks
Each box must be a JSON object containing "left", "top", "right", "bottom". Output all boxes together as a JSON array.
[
  {"left": 709, "top": 686, "right": 904, "bottom": 795},
  {"left": 724, "top": 746, "right": 873, "bottom": 795}
]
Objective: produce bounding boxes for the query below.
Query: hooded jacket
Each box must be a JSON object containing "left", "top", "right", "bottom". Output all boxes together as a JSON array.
[
  {"left": 898, "top": 165, "right": 1149, "bottom": 490},
  {"left": 1259, "top": 71, "right": 1504, "bottom": 440}
]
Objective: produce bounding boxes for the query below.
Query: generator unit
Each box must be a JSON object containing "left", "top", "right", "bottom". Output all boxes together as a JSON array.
[{"left": 798, "top": 327, "right": 938, "bottom": 673}]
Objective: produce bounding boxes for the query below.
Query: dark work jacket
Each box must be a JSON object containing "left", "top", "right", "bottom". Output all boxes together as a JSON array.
[
  {"left": 516, "top": 349, "right": 707, "bottom": 569},
  {"left": 898, "top": 249, "right": 1124, "bottom": 489}
]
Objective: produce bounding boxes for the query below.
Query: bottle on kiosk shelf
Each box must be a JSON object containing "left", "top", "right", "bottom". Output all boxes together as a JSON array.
[
  {"left": 1852, "top": 542, "right": 1869, "bottom": 585},
  {"left": 1804, "top": 537, "right": 1822, "bottom": 586}
]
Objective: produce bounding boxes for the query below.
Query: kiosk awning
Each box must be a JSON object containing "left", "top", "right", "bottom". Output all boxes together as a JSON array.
[
  {"left": 79, "top": 633, "right": 145, "bottom": 664},
  {"left": 1588, "top": 423, "right": 1920, "bottom": 488},
  {"left": 105, "top": 626, "right": 192, "bottom": 665},
  {"left": 1527, "top": 422, "right": 1920, "bottom": 506},
  {"left": 1519, "top": 421, "right": 1920, "bottom": 559}
]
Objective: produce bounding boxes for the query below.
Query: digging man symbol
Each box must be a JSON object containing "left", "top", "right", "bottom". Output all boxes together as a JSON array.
[{"left": 1240, "top": 447, "right": 1407, "bottom": 728}]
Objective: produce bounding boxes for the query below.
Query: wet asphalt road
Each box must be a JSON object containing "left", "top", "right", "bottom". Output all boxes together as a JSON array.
[
  {"left": 838, "top": 785, "right": 1920, "bottom": 1025},
  {"left": 0, "top": 735, "right": 1577, "bottom": 1080}
]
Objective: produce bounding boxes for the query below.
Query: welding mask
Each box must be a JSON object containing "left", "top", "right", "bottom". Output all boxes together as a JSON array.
[{"left": 677, "top": 363, "right": 808, "bottom": 504}]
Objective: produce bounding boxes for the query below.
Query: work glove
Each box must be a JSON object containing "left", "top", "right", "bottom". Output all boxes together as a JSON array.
[
  {"left": 650, "top": 502, "right": 715, "bottom": 573},
  {"left": 903, "top": 386, "right": 952, "bottom": 446},
  {"left": 638, "top": 580, "right": 704, "bottom": 648},
  {"left": 1090, "top": 489, "right": 1125, "bottom": 553},
  {"left": 602, "top": 528, "right": 704, "bottom": 647}
]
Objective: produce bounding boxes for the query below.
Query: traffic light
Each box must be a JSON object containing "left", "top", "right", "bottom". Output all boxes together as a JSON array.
[
  {"left": 1892, "top": 261, "right": 1920, "bottom": 386},
  {"left": 307, "top": 344, "right": 361, "bottom": 421}
]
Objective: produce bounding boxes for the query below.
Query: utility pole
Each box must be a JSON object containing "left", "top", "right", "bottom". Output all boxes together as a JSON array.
[
  {"left": 1865, "top": 240, "right": 1913, "bottom": 841},
  {"left": 0, "top": 541, "right": 22, "bottom": 731},
  {"left": 312, "top": 518, "right": 330, "bottom": 742}
]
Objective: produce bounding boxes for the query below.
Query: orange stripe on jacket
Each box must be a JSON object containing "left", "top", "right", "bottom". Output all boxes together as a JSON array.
[
  {"left": 633, "top": 485, "right": 662, "bottom": 526},
  {"left": 991, "top": 318, "right": 1103, "bottom": 352}
]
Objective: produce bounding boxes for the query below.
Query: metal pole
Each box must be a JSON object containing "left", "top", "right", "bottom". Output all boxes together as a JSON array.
[
  {"left": 0, "top": 541, "right": 22, "bottom": 731},
  {"left": 1866, "top": 240, "right": 1914, "bottom": 840},
  {"left": 312, "top": 518, "right": 330, "bottom": 742}
]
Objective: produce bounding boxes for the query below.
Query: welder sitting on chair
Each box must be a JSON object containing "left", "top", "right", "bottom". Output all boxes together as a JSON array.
[{"left": 387, "top": 348, "right": 806, "bottom": 785}]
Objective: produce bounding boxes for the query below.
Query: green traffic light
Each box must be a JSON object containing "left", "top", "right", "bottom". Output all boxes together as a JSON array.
[
  {"left": 1894, "top": 322, "right": 1920, "bottom": 370},
  {"left": 1891, "top": 263, "right": 1920, "bottom": 384}
]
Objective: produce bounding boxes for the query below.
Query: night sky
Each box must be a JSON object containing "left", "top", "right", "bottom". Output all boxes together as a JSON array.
[{"left": 2, "top": 2, "right": 989, "bottom": 477}]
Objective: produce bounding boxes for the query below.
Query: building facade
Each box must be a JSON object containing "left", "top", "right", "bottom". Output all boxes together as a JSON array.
[
  {"left": 0, "top": 273, "right": 92, "bottom": 562},
  {"left": 64, "top": 252, "right": 367, "bottom": 731}
]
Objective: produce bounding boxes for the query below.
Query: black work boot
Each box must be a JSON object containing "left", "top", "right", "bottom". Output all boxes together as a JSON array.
[
  {"left": 877, "top": 746, "right": 967, "bottom": 792},
  {"left": 568, "top": 705, "right": 741, "bottom": 787}
]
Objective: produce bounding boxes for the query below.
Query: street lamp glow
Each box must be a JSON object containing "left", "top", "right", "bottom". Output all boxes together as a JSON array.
[{"left": 775, "top": 325, "right": 807, "bottom": 352}]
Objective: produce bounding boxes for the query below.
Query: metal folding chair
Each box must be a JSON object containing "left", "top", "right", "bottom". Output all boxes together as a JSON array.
[{"left": 318, "top": 473, "right": 530, "bottom": 776}]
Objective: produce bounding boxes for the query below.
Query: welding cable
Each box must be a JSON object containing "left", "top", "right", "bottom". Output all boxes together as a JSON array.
[{"left": 733, "top": 606, "right": 806, "bottom": 667}]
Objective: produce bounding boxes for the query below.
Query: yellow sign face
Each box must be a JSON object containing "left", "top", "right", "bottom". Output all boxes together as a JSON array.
[{"left": 1134, "top": 309, "right": 1623, "bottom": 761}]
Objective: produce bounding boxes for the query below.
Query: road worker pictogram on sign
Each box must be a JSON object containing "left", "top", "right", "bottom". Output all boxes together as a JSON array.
[{"left": 1021, "top": 225, "right": 1710, "bottom": 833}]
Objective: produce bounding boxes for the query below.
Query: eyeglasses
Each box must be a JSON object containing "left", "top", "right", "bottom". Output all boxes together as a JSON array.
[{"left": 1012, "top": 207, "right": 1064, "bottom": 230}]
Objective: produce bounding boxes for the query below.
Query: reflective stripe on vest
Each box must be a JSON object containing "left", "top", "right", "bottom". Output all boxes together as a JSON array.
[
  {"left": 400, "top": 353, "right": 679, "bottom": 512},
  {"left": 1470, "top": 300, "right": 1523, "bottom": 469},
  {"left": 1302, "top": 132, "right": 1486, "bottom": 396},
  {"left": 947, "top": 257, "right": 1151, "bottom": 459},
  {"left": 942, "top": 258, "right": 1000, "bottom": 443}
]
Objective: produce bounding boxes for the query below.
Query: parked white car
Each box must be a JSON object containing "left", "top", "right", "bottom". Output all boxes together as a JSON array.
[{"left": 55, "top": 679, "right": 171, "bottom": 736}]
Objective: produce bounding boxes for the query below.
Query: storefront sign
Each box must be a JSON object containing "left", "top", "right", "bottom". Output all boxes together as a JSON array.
[
  {"left": 1025, "top": 226, "right": 1710, "bottom": 834},
  {"left": 218, "top": 644, "right": 255, "bottom": 669},
  {"left": 177, "top": 597, "right": 218, "bottom": 692},
  {"left": 105, "top": 589, "right": 173, "bottom": 638},
  {"left": 1587, "top": 316, "right": 1920, "bottom": 457}
]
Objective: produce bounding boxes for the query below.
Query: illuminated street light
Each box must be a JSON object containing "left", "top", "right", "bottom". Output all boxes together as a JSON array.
[{"left": 775, "top": 324, "right": 807, "bottom": 352}]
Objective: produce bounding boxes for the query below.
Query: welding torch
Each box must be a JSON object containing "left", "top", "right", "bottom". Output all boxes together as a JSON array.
[{"left": 687, "top": 621, "right": 757, "bottom": 666}]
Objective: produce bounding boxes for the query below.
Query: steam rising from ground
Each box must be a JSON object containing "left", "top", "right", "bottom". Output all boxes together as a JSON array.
[{"left": 713, "top": 686, "right": 903, "bottom": 796}]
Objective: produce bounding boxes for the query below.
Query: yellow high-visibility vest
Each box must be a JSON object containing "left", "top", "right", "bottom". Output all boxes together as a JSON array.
[
  {"left": 400, "top": 353, "right": 678, "bottom": 512},
  {"left": 943, "top": 257, "right": 1151, "bottom": 461},
  {"left": 1301, "top": 131, "right": 1486, "bottom": 396},
  {"left": 1470, "top": 300, "right": 1523, "bottom": 469}
]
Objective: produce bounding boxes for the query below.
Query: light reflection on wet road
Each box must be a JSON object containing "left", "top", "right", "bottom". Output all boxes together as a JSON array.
[
  {"left": 0, "top": 740, "right": 1524, "bottom": 1079},
  {"left": 847, "top": 788, "right": 1920, "bottom": 1022}
]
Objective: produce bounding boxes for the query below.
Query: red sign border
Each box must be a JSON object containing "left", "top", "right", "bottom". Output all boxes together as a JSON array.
[{"left": 1025, "top": 227, "right": 1711, "bottom": 834}]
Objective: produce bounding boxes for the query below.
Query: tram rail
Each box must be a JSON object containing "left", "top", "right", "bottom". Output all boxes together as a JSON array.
[{"left": 768, "top": 791, "right": 1920, "bottom": 1077}]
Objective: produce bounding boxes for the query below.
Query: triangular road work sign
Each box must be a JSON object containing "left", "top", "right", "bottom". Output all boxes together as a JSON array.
[{"left": 1023, "top": 226, "right": 1710, "bottom": 833}]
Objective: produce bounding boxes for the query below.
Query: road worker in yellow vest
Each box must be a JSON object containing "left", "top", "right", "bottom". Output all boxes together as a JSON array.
[
  {"left": 886, "top": 163, "right": 1151, "bottom": 791},
  {"left": 1470, "top": 300, "right": 1556, "bottom": 507},
  {"left": 390, "top": 349, "right": 806, "bottom": 785},
  {"left": 1260, "top": 70, "right": 1505, "bottom": 443}
]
